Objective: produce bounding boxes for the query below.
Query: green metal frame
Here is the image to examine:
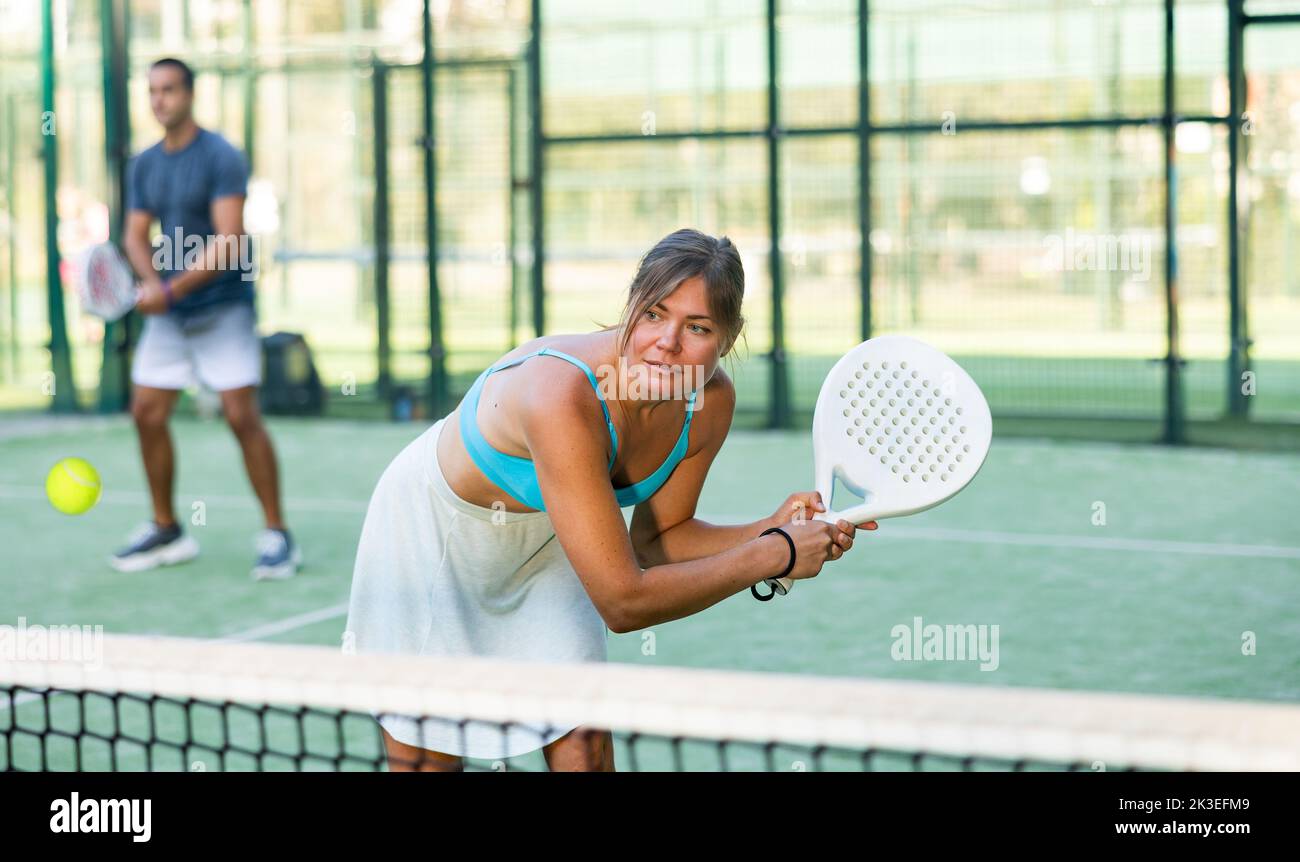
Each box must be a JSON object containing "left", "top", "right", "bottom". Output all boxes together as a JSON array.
[
  {"left": 528, "top": 0, "right": 545, "bottom": 339},
  {"left": 530, "top": 1, "right": 1297, "bottom": 440},
  {"left": 98, "top": 0, "right": 133, "bottom": 413},
  {"left": 1161, "top": 0, "right": 1185, "bottom": 444},
  {"left": 41, "top": 0, "right": 76, "bottom": 412},
  {"left": 765, "top": 0, "right": 789, "bottom": 429},
  {"left": 372, "top": 59, "right": 392, "bottom": 399},
  {"left": 33, "top": 1, "right": 1299, "bottom": 439},
  {"left": 421, "top": 0, "right": 447, "bottom": 418}
]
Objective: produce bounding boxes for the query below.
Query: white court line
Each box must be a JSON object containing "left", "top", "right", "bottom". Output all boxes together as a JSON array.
[
  {"left": 869, "top": 524, "right": 1300, "bottom": 561},
  {"left": 697, "top": 515, "right": 1300, "bottom": 561},
  {"left": 2, "top": 483, "right": 1298, "bottom": 560},
  {"left": 214, "top": 602, "right": 349, "bottom": 643},
  {"left": 0, "top": 484, "right": 367, "bottom": 513}
]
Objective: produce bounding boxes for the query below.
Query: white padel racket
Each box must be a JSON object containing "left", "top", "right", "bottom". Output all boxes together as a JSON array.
[
  {"left": 757, "top": 335, "right": 993, "bottom": 600},
  {"left": 78, "top": 242, "right": 138, "bottom": 322}
]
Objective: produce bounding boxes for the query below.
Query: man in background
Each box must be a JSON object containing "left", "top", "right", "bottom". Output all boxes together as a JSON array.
[{"left": 112, "top": 57, "right": 299, "bottom": 581}]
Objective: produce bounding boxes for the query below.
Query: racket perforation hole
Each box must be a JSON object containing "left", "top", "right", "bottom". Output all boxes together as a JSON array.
[
  {"left": 922, "top": 474, "right": 930, "bottom": 482},
  {"left": 854, "top": 371, "right": 863, "bottom": 379},
  {"left": 940, "top": 474, "right": 948, "bottom": 482}
]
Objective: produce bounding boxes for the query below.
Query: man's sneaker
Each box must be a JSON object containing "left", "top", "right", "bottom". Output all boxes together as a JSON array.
[
  {"left": 110, "top": 522, "right": 200, "bottom": 573},
  {"left": 252, "top": 528, "right": 301, "bottom": 581}
]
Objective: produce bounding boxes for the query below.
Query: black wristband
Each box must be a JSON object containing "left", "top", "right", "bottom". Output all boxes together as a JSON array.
[{"left": 751, "top": 526, "right": 796, "bottom": 602}]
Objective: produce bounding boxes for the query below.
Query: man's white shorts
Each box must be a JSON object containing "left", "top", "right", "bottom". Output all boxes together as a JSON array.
[{"left": 131, "top": 301, "right": 262, "bottom": 392}]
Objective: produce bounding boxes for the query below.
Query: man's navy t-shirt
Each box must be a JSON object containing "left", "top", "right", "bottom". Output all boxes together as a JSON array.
[{"left": 126, "top": 128, "right": 254, "bottom": 316}]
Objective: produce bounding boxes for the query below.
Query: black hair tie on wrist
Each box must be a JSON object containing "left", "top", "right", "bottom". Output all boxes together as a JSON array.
[{"left": 752, "top": 526, "right": 796, "bottom": 602}]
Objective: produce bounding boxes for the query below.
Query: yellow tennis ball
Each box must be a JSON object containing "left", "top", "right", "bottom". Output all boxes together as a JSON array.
[{"left": 46, "top": 457, "right": 102, "bottom": 515}]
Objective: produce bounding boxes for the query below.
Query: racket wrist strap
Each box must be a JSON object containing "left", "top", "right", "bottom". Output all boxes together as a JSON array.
[{"left": 752, "top": 526, "right": 795, "bottom": 602}]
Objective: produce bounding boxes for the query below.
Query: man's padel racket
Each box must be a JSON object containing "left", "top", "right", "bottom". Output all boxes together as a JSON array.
[{"left": 78, "top": 242, "right": 138, "bottom": 322}]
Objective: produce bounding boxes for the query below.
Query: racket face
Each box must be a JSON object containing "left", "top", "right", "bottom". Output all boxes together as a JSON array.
[
  {"left": 812, "top": 335, "right": 992, "bottom": 524},
  {"left": 79, "top": 243, "right": 136, "bottom": 321}
]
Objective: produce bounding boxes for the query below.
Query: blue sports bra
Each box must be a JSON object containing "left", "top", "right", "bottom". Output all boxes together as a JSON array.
[{"left": 458, "top": 347, "right": 698, "bottom": 511}]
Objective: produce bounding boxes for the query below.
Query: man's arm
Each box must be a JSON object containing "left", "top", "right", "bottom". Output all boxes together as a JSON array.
[
  {"left": 165, "top": 194, "right": 245, "bottom": 302},
  {"left": 123, "top": 210, "right": 161, "bottom": 290}
]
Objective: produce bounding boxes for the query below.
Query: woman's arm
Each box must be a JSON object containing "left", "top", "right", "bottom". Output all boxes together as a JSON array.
[
  {"left": 628, "top": 373, "right": 781, "bottom": 566},
  {"left": 524, "top": 370, "right": 828, "bottom": 632},
  {"left": 633, "top": 517, "right": 776, "bottom": 568}
]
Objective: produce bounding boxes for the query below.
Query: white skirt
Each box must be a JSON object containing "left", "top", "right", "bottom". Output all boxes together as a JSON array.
[{"left": 344, "top": 416, "right": 608, "bottom": 759}]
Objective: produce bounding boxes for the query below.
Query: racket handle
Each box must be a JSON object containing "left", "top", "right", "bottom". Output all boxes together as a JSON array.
[{"left": 759, "top": 509, "right": 835, "bottom": 599}]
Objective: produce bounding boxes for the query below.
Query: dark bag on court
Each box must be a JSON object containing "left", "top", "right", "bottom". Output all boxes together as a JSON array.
[{"left": 260, "top": 331, "right": 326, "bottom": 416}]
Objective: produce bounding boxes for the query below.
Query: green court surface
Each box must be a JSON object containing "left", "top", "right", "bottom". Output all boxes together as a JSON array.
[{"left": 1, "top": 413, "right": 1297, "bottom": 769}]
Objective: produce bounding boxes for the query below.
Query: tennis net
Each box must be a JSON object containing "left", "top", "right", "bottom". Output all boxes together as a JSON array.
[{"left": 2, "top": 634, "right": 1297, "bottom": 772}]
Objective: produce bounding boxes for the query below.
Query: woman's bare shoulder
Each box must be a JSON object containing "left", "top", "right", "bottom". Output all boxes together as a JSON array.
[{"left": 496, "top": 330, "right": 614, "bottom": 370}]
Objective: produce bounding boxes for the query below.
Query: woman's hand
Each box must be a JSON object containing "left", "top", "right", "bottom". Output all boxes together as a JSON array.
[
  {"left": 774, "top": 518, "right": 862, "bottom": 581},
  {"left": 766, "top": 491, "right": 877, "bottom": 553}
]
